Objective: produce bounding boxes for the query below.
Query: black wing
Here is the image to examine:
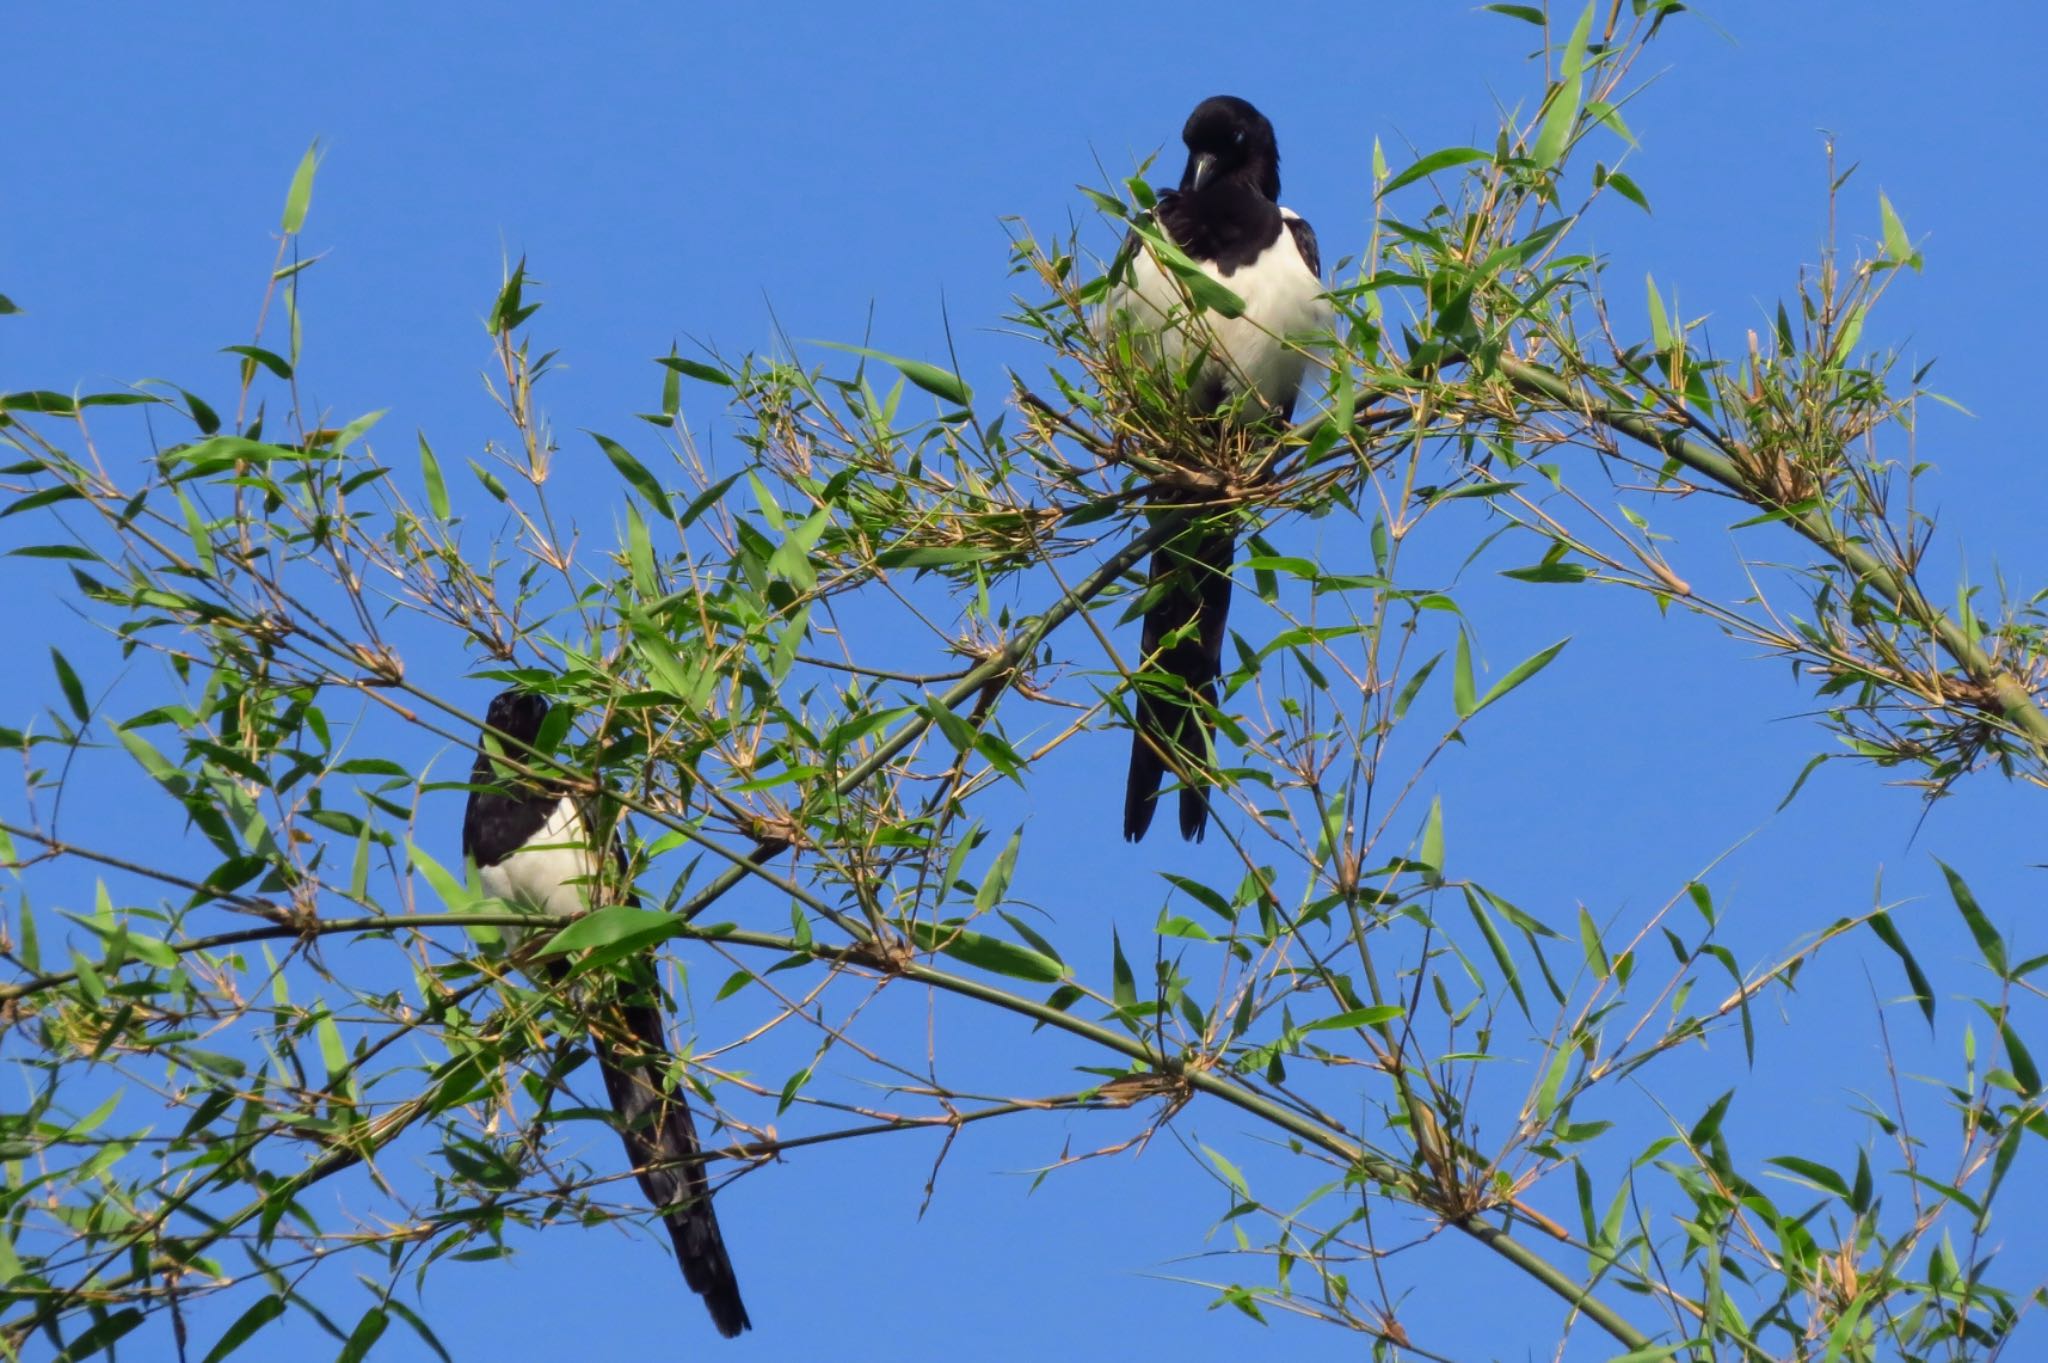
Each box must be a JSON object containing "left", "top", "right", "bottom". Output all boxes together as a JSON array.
[{"left": 1284, "top": 213, "right": 1321, "bottom": 280}]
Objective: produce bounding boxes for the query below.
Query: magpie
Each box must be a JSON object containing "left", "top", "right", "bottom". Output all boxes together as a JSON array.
[
  {"left": 461, "top": 688, "right": 750, "bottom": 1338},
  {"left": 1105, "top": 95, "right": 1331, "bottom": 843}
]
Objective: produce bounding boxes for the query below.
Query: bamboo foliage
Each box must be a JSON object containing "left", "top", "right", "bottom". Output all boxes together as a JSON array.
[{"left": 0, "top": 5, "right": 2041, "bottom": 1360}]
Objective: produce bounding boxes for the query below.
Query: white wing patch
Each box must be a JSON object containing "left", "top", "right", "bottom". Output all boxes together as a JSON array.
[
  {"left": 478, "top": 796, "right": 605, "bottom": 924},
  {"left": 1105, "top": 205, "right": 1332, "bottom": 415}
]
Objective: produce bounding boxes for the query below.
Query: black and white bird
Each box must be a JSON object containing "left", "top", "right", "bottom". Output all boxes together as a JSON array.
[
  {"left": 1105, "top": 95, "right": 1331, "bottom": 843},
  {"left": 461, "top": 688, "right": 750, "bottom": 1339}
]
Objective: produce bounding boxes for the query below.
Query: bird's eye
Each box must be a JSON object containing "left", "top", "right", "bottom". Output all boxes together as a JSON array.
[{"left": 1233, "top": 130, "right": 1245, "bottom": 145}]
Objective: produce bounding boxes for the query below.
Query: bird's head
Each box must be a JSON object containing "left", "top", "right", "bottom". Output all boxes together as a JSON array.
[
  {"left": 482, "top": 688, "right": 551, "bottom": 746},
  {"left": 1179, "top": 95, "right": 1280, "bottom": 201}
]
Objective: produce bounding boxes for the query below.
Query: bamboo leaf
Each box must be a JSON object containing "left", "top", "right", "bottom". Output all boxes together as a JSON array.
[
  {"left": 907, "top": 921, "right": 1065, "bottom": 983},
  {"left": 1202, "top": 1144, "right": 1251, "bottom": 1199},
  {"left": 658, "top": 354, "right": 734, "bottom": 386},
  {"left": 1645, "top": 273, "right": 1673, "bottom": 350},
  {"left": 201, "top": 1293, "right": 286, "bottom": 1350},
  {"left": 1766, "top": 1155, "right": 1850, "bottom": 1198},
  {"left": 280, "top": 139, "right": 321, "bottom": 234},
  {"left": 336, "top": 1307, "right": 389, "bottom": 1363},
  {"left": 49, "top": 648, "right": 88, "bottom": 722},
  {"left": 814, "top": 342, "right": 973, "bottom": 406},
  {"left": 1307, "top": 1005, "right": 1404, "bottom": 1031},
  {"left": 1111, "top": 929, "right": 1137, "bottom": 1010},
  {"left": 53, "top": 1309, "right": 145, "bottom": 1363},
  {"left": 1878, "top": 190, "right": 1916, "bottom": 268},
  {"left": 1866, "top": 910, "right": 1934, "bottom": 1027},
  {"left": 1531, "top": 2, "right": 1594, "bottom": 170},
  {"left": 538, "top": 905, "right": 678, "bottom": 957},
  {"left": 1379, "top": 146, "right": 1491, "bottom": 198},
  {"left": 1417, "top": 797, "right": 1445, "bottom": 882},
  {"left": 1938, "top": 860, "right": 2006, "bottom": 977},
  {"left": 973, "top": 829, "right": 1022, "bottom": 913},
  {"left": 1452, "top": 632, "right": 1477, "bottom": 718},
  {"left": 590, "top": 432, "right": 672, "bottom": 517},
  {"left": 1535, "top": 1041, "right": 1572, "bottom": 1120},
  {"left": 418, "top": 433, "right": 450, "bottom": 520},
  {"left": 1477, "top": 637, "right": 1569, "bottom": 712}
]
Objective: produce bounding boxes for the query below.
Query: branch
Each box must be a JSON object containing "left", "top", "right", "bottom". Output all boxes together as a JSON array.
[{"left": 1499, "top": 355, "right": 2048, "bottom": 751}]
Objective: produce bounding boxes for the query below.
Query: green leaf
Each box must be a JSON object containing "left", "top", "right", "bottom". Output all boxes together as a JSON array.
[
  {"left": 1603, "top": 168, "right": 1651, "bottom": 213},
  {"left": 1577, "top": 906, "right": 1609, "bottom": 981},
  {"left": 1391, "top": 651, "right": 1441, "bottom": 722},
  {"left": 383, "top": 1298, "right": 454, "bottom": 1363},
  {"left": 680, "top": 471, "right": 743, "bottom": 529},
  {"left": 2002, "top": 1020, "right": 2041, "bottom": 1097},
  {"left": 1608, "top": 1345, "right": 1694, "bottom": 1363},
  {"left": 1307, "top": 1005, "right": 1404, "bottom": 1032},
  {"left": 1500, "top": 561, "right": 1589, "bottom": 584},
  {"left": 0, "top": 293, "right": 18, "bottom": 315},
  {"left": 1476, "top": 638, "right": 1569, "bottom": 713},
  {"left": 973, "top": 829, "right": 1022, "bottom": 913},
  {"left": 1130, "top": 231, "right": 1248, "bottom": 318},
  {"left": 49, "top": 648, "right": 88, "bottom": 722},
  {"left": 1531, "top": 2, "right": 1594, "bottom": 171},
  {"left": 1535, "top": 1041, "right": 1572, "bottom": 1120},
  {"left": 815, "top": 342, "right": 973, "bottom": 406},
  {"left": 53, "top": 1308, "right": 144, "bottom": 1363},
  {"left": 1938, "top": 860, "right": 2005, "bottom": 977},
  {"left": 1866, "top": 910, "right": 1934, "bottom": 1027},
  {"left": 538, "top": 905, "right": 679, "bottom": 957},
  {"left": 1463, "top": 886, "right": 1530, "bottom": 1020},
  {"left": 418, "top": 433, "right": 450, "bottom": 520},
  {"left": 907, "top": 921, "right": 1065, "bottom": 983},
  {"left": 409, "top": 842, "right": 474, "bottom": 911},
  {"left": 1645, "top": 272, "right": 1673, "bottom": 350},
  {"left": 590, "top": 432, "right": 672, "bottom": 517},
  {"left": 467, "top": 458, "right": 508, "bottom": 502},
  {"left": 1878, "top": 190, "right": 1914, "bottom": 266},
  {"left": 998, "top": 912, "right": 1063, "bottom": 966},
  {"left": 280, "top": 139, "right": 321, "bottom": 234},
  {"left": 2, "top": 390, "right": 78, "bottom": 415},
  {"left": 657, "top": 354, "right": 734, "bottom": 386},
  {"left": 1767, "top": 1155, "right": 1850, "bottom": 1198},
  {"left": 1378, "top": 146, "right": 1491, "bottom": 198},
  {"left": 1452, "top": 632, "right": 1477, "bottom": 719},
  {"left": 1110, "top": 929, "right": 1137, "bottom": 1010},
  {"left": 327, "top": 403, "right": 387, "bottom": 450},
  {"left": 315, "top": 1008, "right": 352, "bottom": 1096},
  {"left": 222, "top": 344, "right": 293, "bottom": 380},
  {"left": 1416, "top": 797, "right": 1444, "bottom": 881},
  {"left": 877, "top": 544, "right": 996, "bottom": 570},
  {"left": 3, "top": 485, "right": 85, "bottom": 517},
  {"left": 1688, "top": 1090, "right": 1734, "bottom": 1147},
  {"left": 1202, "top": 1144, "right": 1250, "bottom": 1199},
  {"left": 201, "top": 1293, "right": 286, "bottom": 1350},
  {"left": 336, "top": 1307, "right": 389, "bottom": 1363},
  {"left": 624, "top": 501, "right": 657, "bottom": 598}
]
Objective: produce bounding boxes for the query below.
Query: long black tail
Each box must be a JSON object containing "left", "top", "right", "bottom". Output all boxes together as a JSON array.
[
  {"left": 592, "top": 999, "right": 751, "bottom": 1338},
  {"left": 1124, "top": 524, "right": 1236, "bottom": 842}
]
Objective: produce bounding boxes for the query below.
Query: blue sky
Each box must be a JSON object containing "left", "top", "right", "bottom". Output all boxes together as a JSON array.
[{"left": 5, "top": 3, "right": 2047, "bottom": 1360}]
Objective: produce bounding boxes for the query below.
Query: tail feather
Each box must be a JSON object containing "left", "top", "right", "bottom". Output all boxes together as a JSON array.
[
  {"left": 1124, "top": 526, "right": 1235, "bottom": 843},
  {"left": 593, "top": 999, "right": 751, "bottom": 1338}
]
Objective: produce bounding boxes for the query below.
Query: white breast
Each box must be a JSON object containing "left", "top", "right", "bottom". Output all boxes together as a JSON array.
[
  {"left": 478, "top": 796, "right": 603, "bottom": 921},
  {"left": 1106, "top": 207, "right": 1331, "bottom": 415}
]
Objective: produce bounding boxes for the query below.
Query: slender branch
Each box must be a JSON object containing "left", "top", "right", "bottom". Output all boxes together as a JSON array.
[{"left": 1500, "top": 356, "right": 2048, "bottom": 749}]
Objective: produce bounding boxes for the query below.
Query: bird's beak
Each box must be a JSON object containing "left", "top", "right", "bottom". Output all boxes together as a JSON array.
[{"left": 1188, "top": 152, "right": 1218, "bottom": 192}]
